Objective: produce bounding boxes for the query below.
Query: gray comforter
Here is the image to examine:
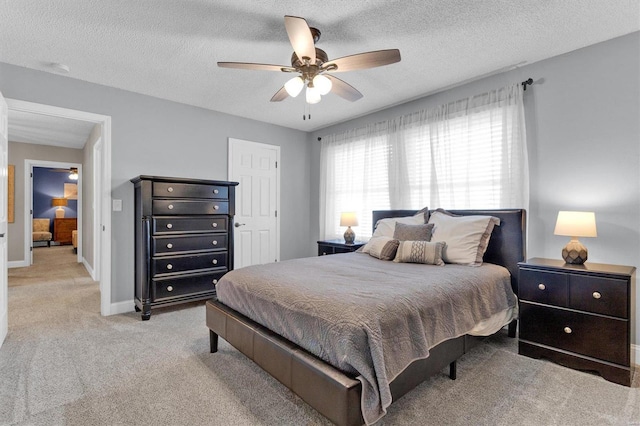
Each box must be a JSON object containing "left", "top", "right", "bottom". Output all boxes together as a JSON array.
[{"left": 216, "top": 252, "right": 516, "bottom": 424}]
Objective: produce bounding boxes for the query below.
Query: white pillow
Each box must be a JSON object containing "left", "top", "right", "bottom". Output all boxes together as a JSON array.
[
  {"left": 428, "top": 210, "right": 500, "bottom": 266},
  {"left": 372, "top": 207, "right": 429, "bottom": 238},
  {"left": 361, "top": 236, "right": 400, "bottom": 260}
]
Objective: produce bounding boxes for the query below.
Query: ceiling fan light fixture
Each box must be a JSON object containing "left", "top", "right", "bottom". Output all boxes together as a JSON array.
[
  {"left": 284, "top": 76, "right": 304, "bottom": 97},
  {"left": 313, "top": 74, "right": 332, "bottom": 95},
  {"left": 69, "top": 168, "right": 78, "bottom": 180},
  {"left": 306, "top": 86, "right": 321, "bottom": 104}
]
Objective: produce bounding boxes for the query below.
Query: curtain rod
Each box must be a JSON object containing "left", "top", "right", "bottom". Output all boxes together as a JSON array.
[{"left": 521, "top": 78, "right": 533, "bottom": 91}]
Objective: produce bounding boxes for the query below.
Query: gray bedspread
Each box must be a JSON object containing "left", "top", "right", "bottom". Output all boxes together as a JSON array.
[{"left": 216, "top": 252, "right": 516, "bottom": 425}]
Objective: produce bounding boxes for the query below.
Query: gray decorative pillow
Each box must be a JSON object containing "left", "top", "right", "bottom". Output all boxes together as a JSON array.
[
  {"left": 393, "top": 240, "right": 445, "bottom": 266},
  {"left": 372, "top": 207, "right": 429, "bottom": 238},
  {"left": 361, "top": 236, "right": 400, "bottom": 260},
  {"left": 393, "top": 222, "right": 434, "bottom": 241}
]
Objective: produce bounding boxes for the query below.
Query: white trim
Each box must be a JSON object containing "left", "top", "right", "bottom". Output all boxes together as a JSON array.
[
  {"left": 7, "top": 260, "right": 28, "bottom": 268},
  {"left": 82, "top": 257, "right": 96, "bottom": 281},
  {"left": 633, "top": 344, "right": 640, "bottom": 367},
  {"left": 7, "top": 99, "right": 113, "bottom": 316},
  {"left": 110, "top": 300, "right": 134, "bottom": 315}
]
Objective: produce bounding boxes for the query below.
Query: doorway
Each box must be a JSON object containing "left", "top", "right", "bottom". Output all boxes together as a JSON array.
[{"left": 6, "top": 99, "right": 112, "bottom": 317}]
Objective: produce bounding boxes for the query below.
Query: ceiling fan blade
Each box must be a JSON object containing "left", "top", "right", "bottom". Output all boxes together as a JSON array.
[
  {"left": 217, "top": 62, "right": 295, "bottom": 72},
  {"left": 284, "top": 15, "right": 316, "bottom": 64},
  {"left": 270, "top": 86, "right": 289, "bottom": 102},
  {"left": 324, "top": 49, "right": 401, "bottom": 73},
  {"left": 325, "top": 75, "right": 363, "bottom": 102}
]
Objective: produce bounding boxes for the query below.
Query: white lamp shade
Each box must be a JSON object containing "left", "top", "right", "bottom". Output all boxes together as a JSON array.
[
  {"left": 305, "top": 86, "right": 321, "bottom": 104},
  {"left": 340, "top": 212, "right": 358, "bottom": 227},
  {"left": 312, "top": 74, "right": 332, "bottom": 95},
  {"left": 284, "top": 76, "right": 304, "bottom": 97},
  {"left": 554, "top": 211, "right": 597, "bottom": 237}
]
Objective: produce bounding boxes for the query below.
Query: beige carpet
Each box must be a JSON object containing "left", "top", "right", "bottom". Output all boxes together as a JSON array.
[
  {"left": 8, "top": 245, "right": 90, "bottom": 288},
  {"left": 1, "top": 254, "right": 639, "bottom": 425}
]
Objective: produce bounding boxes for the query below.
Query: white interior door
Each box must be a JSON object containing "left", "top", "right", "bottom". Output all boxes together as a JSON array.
[
  {"left": 229, "top": 138, "right": 280, "bottom": 269},
  {"left": 0, "top": 91, "right": 9, "bottom": 348}
]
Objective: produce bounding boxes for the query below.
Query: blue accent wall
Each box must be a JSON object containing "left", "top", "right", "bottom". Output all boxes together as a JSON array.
[{"left": 33, "top": 167, "right": 78, "bottom": 233}]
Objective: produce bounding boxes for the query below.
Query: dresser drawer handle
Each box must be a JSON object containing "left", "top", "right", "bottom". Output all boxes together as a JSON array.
[
  {"left": 212, "top": 259, "right": 218, "bottom": 265},
  {"left": 168, "top": 204, "right": 174, "bottom": 210},
  {"left": 213, "top": 189, "right": 219, "bottom": 194},
  {"left": 538, "top": 283, "right": 546, "bottom": 290},
  {"left": 166, "top": 223, "right": 173, "bottom": 229},
  {"left": 212, "top": 222, "right": 218, "bottom": 228},
  {"left": 167, "top": 286, "right": 173, "bottom": 292},
  {"left": 166, "top": 264, "right": 173, "bottom": 270},
  {"left": 563, "top": 327, "right": 572, "bottom": 334},
  {"left": 167, "top": 187, "right": 174, "bottom": 193},
  {"left": 212, "top": 240, "right": 218, "bottom": 245},
  {"left": 212, "top": 279, "right": 218, "bottom": 285},
  {"left": 213, "top": 205, "right": 219, "bottom": 211},
  {"left": 592, "top": 291, "right": 601, "bottom": 299},
  {"left": 166, "top": 243, "right": 173, "bottom": 249}
]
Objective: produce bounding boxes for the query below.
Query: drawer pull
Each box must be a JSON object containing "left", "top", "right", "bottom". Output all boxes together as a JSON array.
[
  {"left": 212, "top": 259, "right": 218, "bottom": 265},
  {"left": 213, "top": 205, "right": 219, "bottom": 210},
  {"left": 213, "top": 189, "right": 219, "bottom": 194},
  {"left": 168, "top": 204, "right": 174, "bottom": 210},
  {"left": 167, "top": 286, "right": 173, "bottom": 292},
  {"left": 166, "top": 264, "right": 173, "bottom": 270},
  {"left": 592, "top": 291, "right": 601, "bottom": 299},
  {"left": 166, "top": 223, "right": 173, "bottom": 229},
  {"left": 563, "top": 327, "right": 572, "bottom": 334},
  {"left": 167, "top": 187, "right": 174, "bottom": 193},
  {"left": 166, "top": 243, "right": 173, "bottom": 249},
  {"left": 212, "top": 240, "right": 218, "bottom": 245},
  {"left": 212, "top": 223, "right": 218, "bottom": 228},
  {"left": 538, "top": 283, "right": 546, "bottom": 290},
  {"left": 212, "top": 279, "right": 218, "bottom": 285}
]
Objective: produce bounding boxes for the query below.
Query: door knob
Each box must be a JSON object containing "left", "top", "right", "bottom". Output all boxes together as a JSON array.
[{"left": 234, "top": 223, "right": 246, "bottom": 228}]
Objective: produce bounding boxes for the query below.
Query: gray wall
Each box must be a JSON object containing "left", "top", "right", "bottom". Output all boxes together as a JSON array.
[
  {"left": 7, "top": 141, "right": 84, "bottom": 262},
  {"left": 0, "top": 63, "right": 312, "bottom": 302},
  {"left": 311, "top": 33, "right": 640, "bottom": 346},
  {"left": 82, "top": 123, "right": 101, "bottom": 273}
]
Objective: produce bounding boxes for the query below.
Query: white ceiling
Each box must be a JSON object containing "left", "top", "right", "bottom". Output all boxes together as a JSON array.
[
  {"left": 8, "top": 110, "right": 96, "bottom": 149},
  {"left": 1, "top": 1, "right": 638, "bottom": 133}
]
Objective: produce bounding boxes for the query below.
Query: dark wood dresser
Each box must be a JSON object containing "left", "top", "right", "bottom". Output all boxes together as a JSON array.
[
  {"left": 317, "top": 239, "right": 365, "bottom": 256},
  {"left": 518, "top": 257, "right": 636, "bottom": 385},
  {"left": 54, "top": 218, "right": 77, "bottom": 245},
  {"left": 131, "top": 176, "right": 238, "bottom": 320}
]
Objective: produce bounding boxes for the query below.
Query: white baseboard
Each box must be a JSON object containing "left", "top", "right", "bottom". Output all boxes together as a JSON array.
[
  {"left": 633, "top": 344, "right": 640, "bottom": 367},
  {"left": 109, "top": 300, "right": 134, "bottom": 315},
  {"left": 82, "top": 258, "right": 96, "bottom": 281},
  {"left": 8, "top": 260, "right": 28, "bottom": 269}
]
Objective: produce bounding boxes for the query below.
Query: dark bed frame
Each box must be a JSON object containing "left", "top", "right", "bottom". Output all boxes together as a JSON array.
[{"left": 206, "top": 209, "right": 526, "bottom": 425}]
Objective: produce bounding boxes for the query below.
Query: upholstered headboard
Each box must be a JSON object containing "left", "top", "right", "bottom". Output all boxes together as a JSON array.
[{"left": 372, "top": 209, "right": 526, "bottom": 295}]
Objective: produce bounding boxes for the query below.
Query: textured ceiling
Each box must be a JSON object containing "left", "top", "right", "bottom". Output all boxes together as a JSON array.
[{"left": 1, "top": 1, "right": 639, "bottom": 133}]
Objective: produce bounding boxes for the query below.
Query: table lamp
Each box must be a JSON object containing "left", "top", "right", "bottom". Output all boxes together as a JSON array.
[
  {"left": 52, "top": 197, "right": 68, "bottom": 218},
  {"left": 554, "top": 211, "right": 597, "bottom": 264},
  {"left": 340, "top": 212, "right": 358, "bottom": 244}
]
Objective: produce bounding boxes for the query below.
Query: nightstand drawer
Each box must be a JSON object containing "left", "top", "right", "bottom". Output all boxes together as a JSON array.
[
  {"left": 520, "top": 302, "right": 628, "bottom": 365},
  {"left": 519, "top": 269, "right": 568, "bottom": 306},
  {"left": 569, "top": 275, "right": 628, "bottom": 318}
]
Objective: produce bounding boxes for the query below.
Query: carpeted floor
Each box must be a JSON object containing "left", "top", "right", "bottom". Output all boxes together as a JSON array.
[{"left": 1, "top": 249, "right": 638, "bottom": 425}]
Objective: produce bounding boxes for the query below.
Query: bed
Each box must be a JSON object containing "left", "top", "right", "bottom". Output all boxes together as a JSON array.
[{"left": 206, "top": 209, "right": 526, "bottom": 425}]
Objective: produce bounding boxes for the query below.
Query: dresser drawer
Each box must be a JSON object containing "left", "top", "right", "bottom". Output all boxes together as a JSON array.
[
  {"left": 153, "top": 200, "right": 229, "bottom": 215},
  {"left": 153, "top": 270, "right": 226, "bottom": 301},
  {"left": 152, "top": 252, "right": 228, "bottom": 276},
  {"left": 153, "top": 234, "right": 227, "bottom": 255},
  {"left": 152, "top": 216, "right": 228, "bottom": 234},
  {"left": 153, "top": 182, "right": 228, "bottom": 199},
  {"left": 519, "top": 302, "right": 628, "bottom": 365},
  {"left": 569, "top": 275, "right": 628, "bottom": 318},
  {"left": 519, "top": 269, "right": 568, "bottom": 306}
]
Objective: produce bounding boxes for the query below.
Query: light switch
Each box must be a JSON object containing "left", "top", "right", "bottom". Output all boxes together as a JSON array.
[{"left": 112, "top": 199, "right": 123, "bottom": 211}]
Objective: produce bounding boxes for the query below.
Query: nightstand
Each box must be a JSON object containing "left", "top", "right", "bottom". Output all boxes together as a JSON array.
[
  {"left": 518, "top": 258, "right": 636, "bottom": 386},
  {"left": 317, "top": 239, "right": 365, "bottom": 256}
]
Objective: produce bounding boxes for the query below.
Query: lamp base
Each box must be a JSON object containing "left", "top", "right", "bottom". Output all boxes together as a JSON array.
[
  {"left": 55, "top": 207, "right": 65, "bottom": 219},
  {"left": 562, "top": 238, "right": 588, "bottom": 264},
  {"left": 343, "top": 226, "right": 355, "bottom": 245}
]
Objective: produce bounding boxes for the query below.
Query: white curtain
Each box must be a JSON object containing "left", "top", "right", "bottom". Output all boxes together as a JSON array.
[{"left": 320, "top": 83, "right": 528, "bottom": 240}]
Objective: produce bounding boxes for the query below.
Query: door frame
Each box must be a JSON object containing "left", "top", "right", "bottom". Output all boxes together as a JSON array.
[
  {"left": 228, "top": 138, "right": 281, "bottom": 264},
  {"left": 6, "top": 99, "right": 113, "bottom": 316},
  {"left": 25, "top": 160, "right": 83, "bottom": 265}
]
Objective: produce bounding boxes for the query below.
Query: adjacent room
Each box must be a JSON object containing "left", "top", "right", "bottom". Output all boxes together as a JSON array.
[{"left": 0, "top": 1, "right": 638, "bottom": 425}]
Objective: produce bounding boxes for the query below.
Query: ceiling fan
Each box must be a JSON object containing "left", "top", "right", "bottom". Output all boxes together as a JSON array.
[
  {"left": 51, "top": 167, "right": 79, "bottom": 180},
  {"left": 218, "top": 15, "right": 401, "bottom": 106}
]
